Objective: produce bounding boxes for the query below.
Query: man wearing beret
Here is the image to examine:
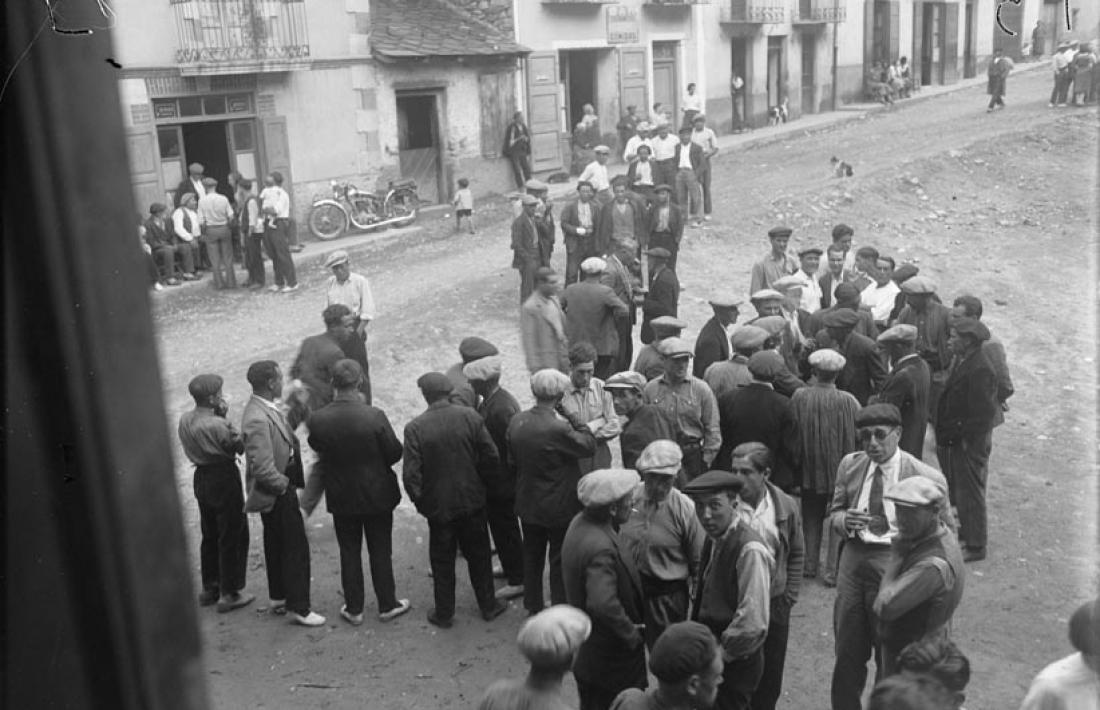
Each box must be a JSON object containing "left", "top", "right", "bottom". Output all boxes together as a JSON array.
[
  {"left": 178, "top": 373, "right": 253, "bottom": 613},
  {"left": 561, "top": 260, "right": 631, "bottom": 380},
  {"left": 521, "top": 269, "right": 570, "bottom": 374},
  {"left": 403, "top": 372, "right": 507, "bottom": 627},
  {"left": 508, "top": 369, "right": 598, "bottom": 615},
  {"left": 827, "top": 403, "right": 954, "bottom": 710},
  {"left": 934, "top": 318, "right": 998, "bottom": 563},
  {"left": 704, "top": 325, "right": 767, "bottom": 399},
  {"left": 513, "top": 194, "right": 543, "bottom": 305},
  {"left": 873, "top": 476, "right": 965, "bottom": 678},
  {"left": 605, "top": 372, "right": 675, "bottom": 469},
  {"left": 645, "top": 184, "right": 685, "bottom": 270},
  {"left": 289, "top": 304, "right": 357, "bottom": 413},
  {"left": 561, "top": 181, "right": 603, "bottom": 285},
  {"left": 563, "top": 469, "right": 648, "bottom": 709},
  {"left": 749, "top": 227, "right": 799, "bottom": 295},
  {"left": 873, "top": 325, "right": 931, "bottom": 459},
  {"left": 641, "top": 248, "right": 681, "bottom": 345},
  {"left": 694, "top": 299, "right": 741, "bottom": 379},
  {"left": 685, "top": 471, "right": 775, "bottom": 710},
  {"left": 895, "top": 276, "right": 951, "bottom": 422},
  {"left": 816, "top": 307, "right": 887, "bottom": 406},
  {"left": 644, "top": 338, "right": 722, "bottom": 482},
  {"left": 610, "top": 621, "right": 724, "bottom": 709},
  {"left": 808, "top": 281, "right": 879, "bottom": 341},
  {"left": 446, "top": 336, "right": 499, "bottom": 408},
  {"left": 634, "top": 316, "right": 688, "bottom": 380}
]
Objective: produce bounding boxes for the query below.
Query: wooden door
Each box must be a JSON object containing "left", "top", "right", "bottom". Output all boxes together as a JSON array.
[
  {"left": 260, "top": 116, "right": 292, "bottom": 206},
  {"left": 127, "top": 125, "right": 163, "bottom": 216},
  {"left": 156, "top": 125, "right": 184, "bottom": 205},
  {"left": 526, "top": 52, "right": 563, "bottom": 173},
  {"left": 396, "top": 93, "right": 441, "bottom": 204},
  {"left": 619, "top": 47, "right": 648, "bottom": 124},
  {"left": 652, "top": 41, "right": 678, "bottom": 121},
  {"left": 801, "top": 35, "right": 816, "bottom": 114},
  {"left": 767, "top": 37, "right": 783, "bottom": 109},
  {"left": 227, "top": 120, "right": 258, "bottom": 182},
  {"left": 943, "top": 2, "right": 960, "bottom": 83}
]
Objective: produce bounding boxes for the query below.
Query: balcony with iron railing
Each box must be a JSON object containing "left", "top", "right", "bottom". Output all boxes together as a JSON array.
[
  {"left": 719, "top": 0, "right": 786, "bottom": 24},
  {"left": 171, "top": 0, "right": 310, "bottom": 75},
  {"left": 792, "top": 0, "right": 847, "bottom": 23}
]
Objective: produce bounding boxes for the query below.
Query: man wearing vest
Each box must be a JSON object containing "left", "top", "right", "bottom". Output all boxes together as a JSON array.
[
  {"left": 827, "top": 403, "right": 955, "bottom": 710},
  {"left": 873, "top": 475, "right": 965, "bottom": 678}
]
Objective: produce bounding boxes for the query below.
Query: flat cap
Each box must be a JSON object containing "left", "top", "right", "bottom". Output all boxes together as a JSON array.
[
  {"left": 201, "top": 177, "right": 218, "bottom": 187},
  {"left": 520, "top": 193, "right": 540, "bottom": 206},
  {"left": 834, "top": 282, "right": 862, "bottom": 302},
  {"left": 417, "top": 372, "right": 454, "bottom": 395},
  {"left": 517, "top": 605, "right": 592, "bottom": 668},
  {"left": 677, "top": 125, "right": 693, "bottom": 135},
  {"left": 952, "top": 318, "right": 991, "bottom": 342},
  {"left": 530, "top": 368, "right": 572, "bottom": 399},
  {"left": 636, "top": 121, "right": 651, "bottom": 131},
  {"left": 747, "top": 350, "right": 786, "bottom": 379},
  {"left": 752, "top": 315, "right": 788, "bottom": 337},
  {"left": 149, "top": 202, "right": 169, "bottom": 214},
  {"left": 646, "top": 247, "right": 672, "bottom": 259},
  {"left": 604, "top": 371, "right": 647, "bottom": 392},
  {"left": 799, "top": 246, "right": 824, "bottom": 257},
  {"left": 657, "top": 337, "right": 693, "bottom": 358},
  {"left": 462, "top": 356, "right": 502, "bottom": 382},
  {"left": 708, "top": 298, "right": 742, "bottom": 310},
  {"left": 331, "top": 359, "right": 363, "bottom": 389},
  {"left": 594, "top": 145, "right": 611, "bottom": 154},
  {"left": 649, "top": 621, "right": 719, "bottom": 684},
  {"left": 683, "top": 470, "right": 743, "bottom": 495},
  {"left": 459, "top": 336, "right": 499, "bottom": 363},
  {"left": 884, "top": 476, "right": 945, "bottom": 508},
  {"left": 577, "top": 468, "right": 641, "bottom": 507},
  {"left": 832, "top": 223, "right": 854, "bottom": 239},
  {"left": 653, "top": 184, "right": 673, "bottom": 193},
  {"left": 692, "top": 113, "right": 706, "bottom": 122},
  {"left": 809, "top": 349, "right": 847, "bottom": 372},
  {"left": 768, "top": 226, "right": 793, "bottom": 238},
  {"left": 188, "top": 162, "right": 204, "bottom": 173},
  {"left": 822, "top": 308, "right": 861, "bottom": 329},
  {"left": 892, "top": 264, "right": 920, "bottom": 284},
  {"left": 650, "top": 316, "right": 688, "bottom": 331},
  {"left": 731, "top": 325, "right": 769, "bottom": 350},
  {"left": 856, "top": 403, "right": 902, "bottom": 427},
  {"left": 900, "top": 275, "right": 937, "bottom": 294},
  {"left": 751, "top": 289, "right": 785, "bottom": 303},
  {"left": 188, "top": 373, "right": 223, "bottom": 401},
  {"left": 772, "top": 275, "right": 804, "bottom": 292},
  {"left": 636, "top": 440, "right": 682, "bottom": 476},
  {"left": 878, "top": 324, "right": 918, "bottom": 344},
  {"left": 524, "top": 178, "right": 549, "bottom": 191},
  {"left": 580, "top": 257, "right": 607, "bottom": 274},
  {"left": 324, "top": 250, "right": 350, "bottom": 269}
]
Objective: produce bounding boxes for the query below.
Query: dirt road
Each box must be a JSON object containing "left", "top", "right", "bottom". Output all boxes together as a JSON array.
[{"left": 154, "top": 69, "right": 1099, "bottom": 709}]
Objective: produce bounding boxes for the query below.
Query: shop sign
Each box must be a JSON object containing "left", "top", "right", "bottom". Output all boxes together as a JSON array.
[{"left": 607, "top": 6, "right": 639, "bottom": 44}]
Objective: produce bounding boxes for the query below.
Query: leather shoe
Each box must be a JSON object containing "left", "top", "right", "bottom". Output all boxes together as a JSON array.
[
  {"left": 481, "top": 601, "right": 508, "bottom": 622},
  {"left": 198, "top": 589, "right": 219, "bottom": 606},
  {"left": 427, "top": 610, "right": 454, "bottom": 629},
  {"left": 216, "top": 592, "right": 255, "bottom": 613},
  {"left": 963, "top": 547, "right": 986, "bottom": 562}
]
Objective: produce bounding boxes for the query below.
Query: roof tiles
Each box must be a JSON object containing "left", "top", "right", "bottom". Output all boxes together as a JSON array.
[{"left": 370, "top": 0, "right": 529, "bottom": 59}]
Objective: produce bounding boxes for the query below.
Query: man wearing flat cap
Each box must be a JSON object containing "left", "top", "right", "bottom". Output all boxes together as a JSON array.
[
  {"left": 324, "top": 251, "right": 375, "bottom": 404},
  {"left": 561, "top": 260, "right": 631, "bottom": 380},
  {"left": 610, "top": 621, "right": 724, "bottom": 709},
  {"left": 827, "top": 403, "right": 954, "bottom": 710},
  {"left": 794, "top": 247, "right": 824, "bottom": 314},
  {"left": 815, "top": 306, "right": 888, "bottom": 406},
  {"left": 873, "top": 476, "right": 965, "bottom": 678},
  {"left": 634, "top": 316, "right": 688, "bottom": 380},
  {"left": 895, "top": 276, "right": 951, "bottom": 419},
  {"left": 561, "top": 181, "right": 603, "bottom": 285},
  {"left": 601, "top": 240, "right": 643, "bottom": 372},
  {"left": 403, "top": 372, "right": 507, "bottom": 628},
  {"left": 563, "top": 468, "right": 648, "bottom": 709},
  {"left": 645, "top": 183, "right": 685, "bottom": 270},
  {"left": 694, "top": 299, "right": 741, "bottom": 379},
  {"left": 477, "top": 605, "right": 592, "bottom": 710},
  {"left": 178, "top": 373, "right": 253, "bottom": 613},
  {"left": 174, "top": 162, "right": 206, "bottom": 208},
  {"left": 512, "top": 193, "right": 542, "bottom": 304},
  {"left": 508, "top": 369, "right": 598, "bottom": 615},
  {"left": 789, "top": 349, "right": 861, "bottom": 583},
  {"left": 714, "top": 351, "right": 798, "bottom": 488},
  {"left": 444, "top": 336, "right": 499, "bottom": 408},
  {"left": 749, "top": 227, "right": 799, "bottom": 295},
  {"left": 808, "top": 281, "right": 879, "bottom": 341},
  {"left": 641, "top": 248, "right": 681, "bottom": 345},
  {"left": 873, "top": 324, "right": 931, "bottom": 459},
  {"left": 935, "top": 317, "right": 998, "bottom": 563},
  {"left": 704, "top": 325, "right": 767, "bottom": 398},
  {"left": 606, "top": 371, "right": 675, "bottom": 469},
  {"left": 596, "top": 177, "right": 648, "bottom": 259},
  {"left": 644, "top": 338, "right": 721, "bottom": 482},
  {"left": 290, "top": 304, "right": 358, "bottom": 413},
  {"left": 579, "top": 145, "right": 614, "bottom": 204},
  {"left": 685, "top": 470, "right": 775, "bottom": 710},
  {"left": 620, "top": 440, "right": 705, "bottom": 648},
  {"left": 198, "top": 175, "right": 238, "bottom": 289},
  {"left": 525, "top": 179, "right": 556, "bottom": 268}
]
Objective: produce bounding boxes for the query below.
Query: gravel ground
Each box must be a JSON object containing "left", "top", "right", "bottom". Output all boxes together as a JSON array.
[{"left": 153, "top": 68, "right": 1099, "bottom": 710}]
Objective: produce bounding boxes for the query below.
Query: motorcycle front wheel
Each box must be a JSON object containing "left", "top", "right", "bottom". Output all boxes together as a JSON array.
[
  {"left": 308, "top": 203, "right": 348, "bottom": 240},
  {"left": 385, "top": 189, "right": 419, "bottom": 227}
]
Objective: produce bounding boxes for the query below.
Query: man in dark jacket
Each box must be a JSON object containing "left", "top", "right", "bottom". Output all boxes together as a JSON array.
[
  {"left": 512, "top": 194, "right": 542, "bottom": 305},
  {"left": 605, "top": 371, "right": 674, "bottom": 469},
  {"left": 645, "top": 184, "right": 685, "bottom": 270},
  {"left": 694, "top": 298, "right": 741, "bottom": 378},
  {"left": 503, "top": 111, "right": 532, "bottom": 188},
  {"left": 561, "top": 257, "right": 631, "bottom": 379},
  {"left": 301, "top": 360, "right": 410, "bottom": 625},
  {"left": 641, "top": 248, "right": 681, "bottom": 345},
  {"left": 896, "top": 276, "right": 952, "bottom": 420},
  {"left": 873, "top": 325, "right": 931, "bottom": 459},
  {"left": 563, "top": 468, "right": 647, "bottom": 709},
  {"left": 560, "top": 181, "right": 602, "bottom": 285},
  {"left": 464, "top": 355, "right": 525, "bottom": 601},
  {"left": 934, "top": 318, "right": 999, "bottom": 562},
  {"left": 807, "top": 281, "right": 878, "bottom": 341},
  {"left": 144, "top": 202, "right": 180, "bottom": 286},
  {"left": 290, "top": 304, "right": 356, "bottom": 413},
  {"left": 445, "top": 336, "right": 499, "bottom": 409},
  {"left": 507, "top": 368, "right": 598, "bottom": 615},
  {"left": 526, "top": 178, "right": 556, "bottom": 268},
  {"left": 816, "top": 308, "right": 887, "bottom": 406},
  {"left": 595, "top": 178, "right": 649, "bottom": 258},
  {"left": 402, "top": 372, "right": 508, "bottom": 628}
]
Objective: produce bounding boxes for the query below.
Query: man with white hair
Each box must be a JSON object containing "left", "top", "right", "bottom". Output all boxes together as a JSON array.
[
  {"left": 561, "top": 257, "right": 631, "bottom": 380},
  {"left": 564, "top": 468, "right": 648, "bottom": 709}
]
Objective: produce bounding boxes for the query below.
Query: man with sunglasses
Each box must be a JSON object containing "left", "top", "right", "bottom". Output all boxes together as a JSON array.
[{"left": 827, "top": 404, "right": 954, "bottom": 710}]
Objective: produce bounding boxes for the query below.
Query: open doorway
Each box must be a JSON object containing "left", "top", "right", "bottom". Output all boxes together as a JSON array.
[
  {"left": 181, "top": 122, "right": 233, "bottom": 199},
  {"left": 767, "top": 37, "right": 785, "bottom": 111},
  {"left": 920, "top": 3, "right": 943, "bottom": 86},
  {"left": 559, "top": 49, "right": 599, "bottom": 131},
  {"left": 731, "top": 37, "right": 751, "bottom": 130},
  {"left": 396, "top": 92, "right": 442, "bottom": 204}
]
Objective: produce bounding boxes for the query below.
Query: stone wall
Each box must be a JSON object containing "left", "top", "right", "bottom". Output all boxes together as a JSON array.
[{"left": 441, "top": 0, "right": 514, "bottom": 38}]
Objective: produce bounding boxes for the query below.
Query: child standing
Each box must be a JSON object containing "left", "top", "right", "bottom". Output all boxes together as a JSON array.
[{"left": 452, "top": 178, "right": 475, "bottom": 234}]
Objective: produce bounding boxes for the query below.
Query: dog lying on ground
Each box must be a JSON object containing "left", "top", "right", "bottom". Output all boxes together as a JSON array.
[
  {"left": 830, "top": 156, "right": 854, "bottom": 177},
  {"left": 768, "top": 97, "right": 789, "bottom": 126}
]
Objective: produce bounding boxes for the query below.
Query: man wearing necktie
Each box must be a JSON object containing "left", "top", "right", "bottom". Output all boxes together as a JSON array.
[{"left": 826, "top": 404, "right": 955, "bottom": 710}]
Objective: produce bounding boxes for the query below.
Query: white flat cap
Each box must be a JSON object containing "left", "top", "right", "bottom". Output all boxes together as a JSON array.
[
  {"left": 577, "top": 468, "right": 640, "bottom": 507},
  {"left": 809, "top": 349, "right": 847, "bottom": 372},
  {"left": 517, "top": 605, "right": 592, "bottom": 667},
  {"left": 636, "top": 440, "right": 682, "bottom": 476},
  {"left": 530, "top": 369, "right": 571, "bottom": 399},
  {"left": 462, "top": 356, "right": 502, "bottom": 382},
  {"left": 580, "top": 257, "right": 607, "bottom": 275}
]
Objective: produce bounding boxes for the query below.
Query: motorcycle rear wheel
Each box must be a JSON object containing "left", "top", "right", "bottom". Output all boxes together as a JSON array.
[
  {"left": 385, "top": 189, "right": 419, "bottom": 227},
  {"left": 309, "top": 203, "right": 348, "bottom": 241}
]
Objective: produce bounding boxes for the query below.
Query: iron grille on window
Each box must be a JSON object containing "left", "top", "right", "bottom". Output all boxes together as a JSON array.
[
  {"left": 720, "top": 0, "right": 786, "bottom": 23},
  {"left": 171, "top": 0, "right": 310, "bottom": 64}
]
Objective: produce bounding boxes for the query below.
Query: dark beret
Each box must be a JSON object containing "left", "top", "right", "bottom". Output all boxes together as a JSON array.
[
  {"left": 683, "top": 470, "right": 743, "bottom": 495},
  {"left": 188, "top": 374, "right": 223, "bottom": 402},
  {"left": 768, "top": 226, "right": 792, "bottom": 238},
  {"left": 952, "top": 318, "right": 991, "bottom": 342},
  {"left": 417, "top": 372, "right": 454, "bottom": 395},
  {"left": 459, "top": 336, "right": 499, "bottom": 363},
  {"left": 832, "top": 223, "right": 854, "bottom": 239},
  {"left": 856, "top": 403, "right": 902, "bottom": 427},
  {"left": 892, "top": 264, "right": 920, "bottom": 283},
  {"left": 821, "top": 308, "right": 861, "bottom": 329},
  {"left": 649, "top": 621, "right": 719, "bottom": 683},
  {"left": 835, "top": 282, "right": 862, "bottom": 301}
]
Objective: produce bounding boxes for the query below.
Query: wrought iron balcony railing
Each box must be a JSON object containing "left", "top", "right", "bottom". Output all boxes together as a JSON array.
[
  {"left": 719, "top": 0, "right": 786, "bottom": 23},
  {"left": 792, "top": 0, "right": 847, "bottom": 22},
  {"left": 171, "top": 0, "right": 310, "bottom": 74}
]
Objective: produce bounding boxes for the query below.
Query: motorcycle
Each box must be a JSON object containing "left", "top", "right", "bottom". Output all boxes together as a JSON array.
[{"left": 307, "top": 179, "right": 419, "bottom": 240}]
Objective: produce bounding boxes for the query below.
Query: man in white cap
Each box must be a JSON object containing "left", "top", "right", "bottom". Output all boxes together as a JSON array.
[
  {"left": 605, "top": 371, "right": 675, "bottom": 469},
  {"left": 563, "top": 468, "right": 647, "bottom": 708},
  {"left": 789, "top": 349, "right": 860, "bottom": 584},
  {"left": 324, "top": 249, "right": 376, "bottom": 402},
  {"left": 526, "top": 178, "right": 556, "bottom": 268},
  {"left": 694, "top": 298, "right": 741, "bottom": 379},
  {"left": 703, "top": 325, "right": 767, "bottom": 399},
  {"left": 643, "top": 337, "right": 721, "bottom": 481},
  {"left": 579, "top": 145, "right": 614, "bottom": 204},
  {"left": 477, "top": 605, "right": 593, "bottom": 710},
  {"left": 512, "top": 194, "right": 543, "bottom": 305},
  {"left": 508, "top": 369, "right": 598, "bottom": 615},
  {"left": 634, "top": 316, "right": 688, "bottom": 381},
  {"left": 620, "top": 440, "right": 705, "bottom": 649},
  {"left": 873, "top": 476, "right": 965, "bottom": 678},
  {"left": 561, "top": 257, "right": 631, "bottom": 380},
  {"left": 873, "top": 324, "right": 930, "bottom": 459},
  {"left": 895, "top": 275, "right": 951, "bottom": 419},
  {"left": 561, "top": 181, "right": 603, "bottom": 285},
  {"left": 622, "top": 121, "right": 652, "bottom": 163}
]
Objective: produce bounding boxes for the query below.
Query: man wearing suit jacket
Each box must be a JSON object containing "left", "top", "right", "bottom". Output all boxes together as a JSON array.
[
  {"left": 521, "top": 268, "right": 570, "bottom": 374},
  {"left": 560, "top": 181, "right": 602, "bottom": 285},
  {"left": 300, "top": 360, "right": 410, "bottom": 626},
  {"left": 595, "top": 179, "right": 649, "bottom": 258},
  {"left": 512, "top": 194, "right": 542, "bottom": 305},
  {"left": 560, "top": 258, "right": 630, "bottom": 380},
  {"left": 641, "top": 248, "right": 681, "bottom": 345},
  {"left": 827, "top": 404, "right": 955, "bottom": 710},
  {"left": 625, "top": 144, "right": 658, "bottom": 205},
  {"left": 807, "top": 282, "right": 879, "bottom": 342},
  {"left": 694, "top": 299, "right": 740, "bottom": 378},
  {"left": 935, "top": 318, "right": 999, "bottom": 563},
  {"left": 290, "top": 304, "right": 356, "bottom": 413},
  {"left": 600, "top": 242, "right": 641, "bottom": 373},
  {"left": 816, "top": 308, "right": 887, "bottom": 406},
  {"left": 144, "top": 203, "right": 181, "bottom": 286},
  {"left": 241, "top": 360, "right": 325, "bottom": 626},
  {"left": 672, "top": 126, "right": 705, "bottom": 227},
  {"left": 645, "top": 185, "right": 685, "bottom": 271},
  {"left": 872, "top": 325, "right": 931, "bottom": 459},
  {"left": 174, "top": 162, "right": 207, "bottom": 207},
  {"left": 563, "top": 468, "right": 647, "bottom": 710}
]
